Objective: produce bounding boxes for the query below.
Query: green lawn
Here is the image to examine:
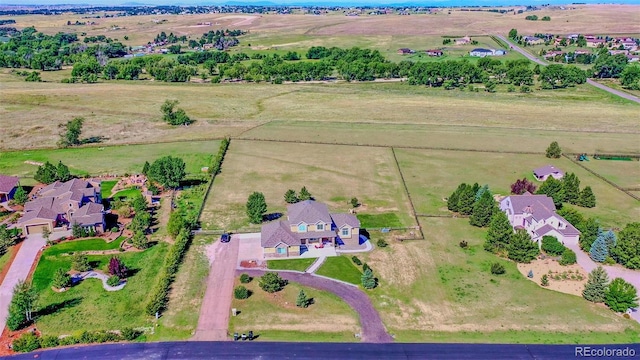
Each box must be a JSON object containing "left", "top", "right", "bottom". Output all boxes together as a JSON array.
[
  {"left": 31, "top": 239, "right": 166, "bottom": 336},
  {"left": 315, "top": 256, "right": 363, "bottom": 285},
  {"left": 45, "top": 238, "right": 124, "bottom": 256},
  {"left": 357, "top": 213, "right": 402, "bottom": 228},
  {"left": 229, "top": 277, "right": 359, "bottom": 341},
  {"left": 112, "top": 188, "right": 142, "bottom": 201},
  {"left": 0, "top": 245, "right": 17, "bottom": 277},
  {"left": 358, "top": 217, "right": 640, "bottom": 343},
  {"left": 267, "top": 258, "right": 316, "bottom": 272},
  {"left": 100, "top": 180, "right": 117, "bottom": 199},
  {"left": 0, "top": 140, "right": 217, "bottom": 184}
]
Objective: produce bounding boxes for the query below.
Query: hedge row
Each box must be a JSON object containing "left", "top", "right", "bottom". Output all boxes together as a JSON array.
[
  {"left": 209, "top": 137, "right": 230, "bottom": 175},
  {"left": 13, "top": 328, "right": 140, "bottom": 353},
  {"left": 144, "top": 228, "right": 192, "bottom": 315}
]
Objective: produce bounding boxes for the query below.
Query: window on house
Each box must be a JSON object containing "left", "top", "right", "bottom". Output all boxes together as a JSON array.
[
  {"left": 277, "top": 247, "right": 287, "bottom": 254},
  {"left": 317, "top": 223, "right": 324, "bottom": 231},
  {"left": 298, "top": 224, "right": 307, "bottom": 232},
  {"left": 341, "top": 228, "right": 349, "bottom": 236}
]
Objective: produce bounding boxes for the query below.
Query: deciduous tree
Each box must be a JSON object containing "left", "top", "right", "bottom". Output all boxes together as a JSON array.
[
  {"left": 148, "top": 156, "right": 186, "bottom": 189},
  {"left": 545, "top": 141, "right": 562, "bottom": 158},
  {"left": 611, "top": 222, "right": 640, "bottom": 269},
  {"left": 510, "top": 178, "right": 537, "bottom": 195},
  {"left": 604, "top": 278, "right": 639, "bottom": 312},
  {"left": 58, "top": 117, "right": 84, "bottom": 148},
  {"left": 6, "top": 280, "right": 38, "bottom": 331}
]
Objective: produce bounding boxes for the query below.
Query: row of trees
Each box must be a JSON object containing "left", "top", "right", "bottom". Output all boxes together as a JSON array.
[
  {"left": 583, "top": 266, "right": 638, "bottom": 313},
  {"left": 447, "top": 183, "right": 496, "bottom": 227},
  {"left": 34, "top": 161, "right": 72, "bottom": 184},
  {"left": 284, "top": 186, "right": 313, "bottom": 204},
  {"left": 537, "top": 173, "right": 596, "bottom": 208}
]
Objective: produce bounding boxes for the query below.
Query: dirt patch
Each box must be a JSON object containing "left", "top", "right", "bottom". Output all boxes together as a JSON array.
[
  {"left": 517, "top": 259, "right": 588, "bottom": 297},
  {"left": 0, "top": 326, "right": 40, "bottom": 357}
]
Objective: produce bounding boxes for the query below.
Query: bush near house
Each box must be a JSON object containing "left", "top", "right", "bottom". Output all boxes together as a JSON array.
[
  {"left": 234, "top": 285, "right": 249, "bottom": 299},
  {"left": 541, "top": 236, "right": 565, "bottom": 256},
  {"left": 559, "top": 248, "right": 577, "bottom": 265}
]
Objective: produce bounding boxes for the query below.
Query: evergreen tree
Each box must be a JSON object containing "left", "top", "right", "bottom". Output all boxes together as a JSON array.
[
  {"left": 475, "top": 184, "right": 489, "bottom": 201},
  {"left": 72, "top": 252, "right": 90, "bottom": 272},
  {"left": 55, "top": 161, "right": 71, "bottom": 182},
  {"left": 258, "top": 272, "right": 286, "bottom": 293},
  {"left": 361, "top": 268, "right": 377, "bottom": 289},
  {"left": 578, "top": 186, "right": 596, "bottom": 208},
  {"left": 582, "top": 266, "right": 609, "bottom": 303},
  {"left": 469, "top": 190, "right": 496, "bottom": 227},
  {"left": 131, "top": 230, "right": 149, "bottom": 249},
  {"left": 589, "top": 233, "right": 608, "bottom": 262},
  {"left": 484, "top": 211, "right": 513, "bottom": 253},
  {"left": 578, "top": 217, "right": 600, "bottom": 251},
  {"left": 299, "top": 186, "right": 312, "bottom": 201},
  {"left": 142, "top": 161, "right": 150, "bottom": 175},
  {"left": 296, "top": 289, "right": 311, "bottom": 308},
  {"left": 457, "top": 184, "right": 476, "bottom": 216},
  {"left": 561, "top": 173, "right": 580, "bottom": 205},
  {"left": 605, "top": 278, "right": 639, "bottom": 312},
  {"left": 545, "top": 141, "right": 562, "bottom": 158},
  {"left": 284, "top": 189, "right": 298, "bottom": 204},
  {"left": 507, "top": 229, "right": 540, "bottom": 263},
  {"left": 246, "top": 192, "right": 267, "bottom": 224},
  {"left": 58, "top": 117, "right": 84, "bottom": 148},
  {"left": 12, "top": 186, "right": 28, "bottom": 205},
  {"left": 51, "top": 268, "right": 71, "bottom": 289},
  {"left": 447, "top": 183, "right": 466, "bottom": 212},
  {"left": 603, "top": 230, "right": 617, "bottom": 253},
  {"left": 537, "top": 177, "right": 564, "bottom": 208}
]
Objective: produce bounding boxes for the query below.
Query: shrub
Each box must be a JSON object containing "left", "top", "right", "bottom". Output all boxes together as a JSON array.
[
  {"left": 72, "top": 252, "right": 90, "bottom": 272},
  {"left": 623, "top": 313, "right": 630, "bottom": 319},
  {"left": 350, "top": 197, "right": 359, "bottom": 208},
  {"left": 58, "top": 335, "right": 80, "bottom": 346},
  {"left": 234, "top": 285, "right": 249, "bottom": 299},
  {"left": 51, "top": 268, "right": 71, "bottom": 289},
  {"left": 108, "top": 257, "right": 128, "bottom": 278},
  {"left": 296, "top": 289, "right": 312, "bottom": 308},
  {"left": 79, "top": 330, "right": 96, "bottom": 343},
  {"left": 107, "top": 276, "right": 120, "bottom": 287},
  {"left": 559, "top": 248, "right": 577, "bottom": 265},
  {"left": 541, "top": 274, "right": 549, "bottom": 286},
  {"left": 605, "top": 278, "right": 639, "bottom": 312},
  {"left": 376, "top": 239, "right": 388, "bottom": 248},
  {"left": 362, "top": 263, "right": 371, "bottom": 272},
  {"left": 541, "top": 236, "right": 565, "bottom": 256},
  {"left": 111, "top": 226, "right": 119, "bottom": 233},
  {"left": 258, "top": 272, "right": 287, "bottom": 293},
  {"left": 351, "top": 256, "right": 362, "bottom": 266},
  {"left": 361, "top": 268, "right": 377, "bottom": 289},
  {"left": 121, "top": 327, "right": 140, "bottom": 341},
  {"left": 39, "top": 335, "right": 60, "bottom": 348},
  {"left": 239, "top": 273, "right": 252, "bottom": 283},
  {"left": 459, "top": 240, "right": 468, "bottom": 249},
  {"left": 12, "top": 332, "right": 41, "bottom": 353},
  {"left": 490, "top": 262, "right": 506, "bottom": 275},
  {"left": 527, "top": 270, "right": 534, "bottom": 278}
]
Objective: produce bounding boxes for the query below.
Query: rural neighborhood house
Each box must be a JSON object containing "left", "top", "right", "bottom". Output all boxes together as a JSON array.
[
  {"left": 0, "top": 175, "right": 19, "bottom": 203},
  {"left": 533, "top": 165, "right": 564, "bottom": 181},
  {"left": 261, "top": 200, "right": 360, "bottom": 258}
]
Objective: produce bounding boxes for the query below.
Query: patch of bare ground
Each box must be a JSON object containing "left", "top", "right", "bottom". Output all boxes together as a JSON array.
[{"left": 517, "top": 258, "right": 588, "bottom": 297}]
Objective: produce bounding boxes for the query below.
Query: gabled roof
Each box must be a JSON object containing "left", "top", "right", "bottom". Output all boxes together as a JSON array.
[
  {"left": 533, "top": 165, "right": 564, "bottom": 177},
  {"left": 287, "top": 200, "right": 332, "bottom": 225},
  {"left": 0, "top": 175, "right": 19, "bottom": 193},
  {"left": 471, "top": 48, "right": 492, "bottom": 53},
  {"left": 71, "top": 202, "right": 104, "bottom": 226},
  {"left": 261, "top": 220, "right": 299, "bottom": 247},
  {"left": 330, "top": 213, "right": 360, "bottom": 228},
  {"left": 18, "top": 206, "right": 58, "bottom": 224},
  {"left": 503, "top": 194, "right": 557, "bottom": 220}
]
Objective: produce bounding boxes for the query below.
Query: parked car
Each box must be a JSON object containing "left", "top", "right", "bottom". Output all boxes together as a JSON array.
[{"left": 220, "top": 233, "right": 230, "bottom": 243}]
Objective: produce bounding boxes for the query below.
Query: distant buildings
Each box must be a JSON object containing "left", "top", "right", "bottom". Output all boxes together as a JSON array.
[{"left": 469, "top": 48, "right": 507, "bottom": 57}]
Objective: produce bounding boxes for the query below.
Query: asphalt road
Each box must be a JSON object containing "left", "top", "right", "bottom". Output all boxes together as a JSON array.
[
  {"left": 495, "top": 34, "right": 640, "bottom": 104},
  {"left": 7, "top": 341, "right": 640, "bottom": 360}
]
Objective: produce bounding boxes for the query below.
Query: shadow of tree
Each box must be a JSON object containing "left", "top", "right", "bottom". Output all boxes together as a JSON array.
[
  {"left": 36, "top": 297, "right": 82, "bottom": 318},
  {"left": 263, "top": 213, "right": 283, "bottom": 222}
]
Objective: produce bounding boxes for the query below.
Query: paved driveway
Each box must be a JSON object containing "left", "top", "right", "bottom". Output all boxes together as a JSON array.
[
  {"left": 565, "top": 242, "right": 640, "bottom": 323},
  {"left": 192, "top": 236, "right": 240, "bottom": 341},
  {"left": 236, "top": 233, "right": 262, "bottom": 263},
  {"left": 0, "top": 234, "right": 47, "bottom": 332},
  {"left": 240, "top": 269, "right": 393, "bottom": 343}
]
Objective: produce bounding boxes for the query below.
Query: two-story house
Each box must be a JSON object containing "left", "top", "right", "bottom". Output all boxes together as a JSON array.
[
  {"left": 500, "top": 193, "right": 580, "bottom": 247},
  {"left": 0, "top": 175, "right": 19, "bottom": 203},
  {"left": 18, "top": 178, "right": 105, "bottom": 235},
  {"left": 261, "top": 200, "right": 360, "bottom": 258}
]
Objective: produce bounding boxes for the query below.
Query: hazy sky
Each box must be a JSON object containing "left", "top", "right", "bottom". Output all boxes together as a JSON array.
[{"left": 11, "top": 0, "right": 640, "bottom": 6}]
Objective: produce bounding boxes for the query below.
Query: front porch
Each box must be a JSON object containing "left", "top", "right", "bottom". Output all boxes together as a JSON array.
[{"left": 300, "top": 236, "right": 335, "bottom": 247}]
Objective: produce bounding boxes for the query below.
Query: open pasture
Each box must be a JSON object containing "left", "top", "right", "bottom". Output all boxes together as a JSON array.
[{"left": 200, "top": 140, "right": 414, "bottom": 231}]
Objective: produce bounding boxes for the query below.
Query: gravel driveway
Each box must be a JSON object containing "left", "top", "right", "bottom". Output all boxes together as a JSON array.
[{"left": 239, "top": 269, "right": 393, "bottom": 343}]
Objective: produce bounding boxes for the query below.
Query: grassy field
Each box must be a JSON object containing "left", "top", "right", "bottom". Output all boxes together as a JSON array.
[
  {"left": 315, "top": 256, "right": 363, "bottom": 285},
  {"left": 0, "top": 140, "right": 218, "bottom": 184},
  {"left": 0, "top": 245, "right": 17, "bottom": 279},
  {"left": 394, "top": 149, "right": 639, "bottom": 228},
  {"left": 147, "top": 235, "right": 212, "bottom": 341},
  {"left": 112, "top": 188, "right": 142, "bottom": 201},
  {"left": 267, "top": 258, "right": 316, "bottom": 272},
  {"left": 357, "top": 213, "right": 403, "bottom": 228},
  {"left": 579, "top": 159, "right": 640, "bottom": 190},
  {"left": 31, "top": 239, "right": 167, "bottom": 336},
  {"left": 228, "top": 275, "right": 359, "bottom": 341},
  {"left": 359, "top": 217, "right": 640, "bottom": 343},
  {"left": 100, "top": 180, "right": 118, "bottom": 199},
  {"left": 200, "top": 140, "right": 414, "bottom": 231}
]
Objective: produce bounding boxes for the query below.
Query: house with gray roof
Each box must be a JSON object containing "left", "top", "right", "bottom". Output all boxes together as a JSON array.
[
  {"left": 18, "top": 178, "right": 104, "bottom": 235},
  {"left": 533, "top": 165, "right": 564, "bottom": 181},
  {"left": 261, "top": 200, "right": 360, "bottom": 258},
  {"left": 0, "top": 175, "right": 19, "bottom": 203},
  {"left": 500, "top": 193, "right": 580, "bottom": 247}
]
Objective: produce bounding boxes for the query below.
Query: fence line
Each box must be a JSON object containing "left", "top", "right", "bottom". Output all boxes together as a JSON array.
[
  {"left": 562, "top": 154, "right": 640, "bottom": 202},
  {"left": 390, "top": 147, "right": 424, "bottom": 240}
]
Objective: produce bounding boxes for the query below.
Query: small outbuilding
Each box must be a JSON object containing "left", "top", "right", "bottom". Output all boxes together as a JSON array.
[{"left": 533, "top": 165, "right": 564, "bottom": 181}]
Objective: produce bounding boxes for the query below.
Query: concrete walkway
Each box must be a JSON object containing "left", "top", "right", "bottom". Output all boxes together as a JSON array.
[
  {"left": 0, "top": 234, "right": 47, "bottom": 332},
  {"left": 192, "top": 237, "right": 240, "bottom": 341},
  {"left": 565, "top": 242, "right": 640, "bottom": 323},
  {"left": 240, "top": 269, "right": 393, "bottom": 343},
  {"left": 305, "top": 256, "right": 326, "bottom": 273},
  {"left": 495, "top": 34, "right": 640, "bottom": 104},
  {"left": 70, "top": 271, "right": 126, "bottom": 291},
  {"left": 338, "top": 239, "right": 373, "bottom": 254}
]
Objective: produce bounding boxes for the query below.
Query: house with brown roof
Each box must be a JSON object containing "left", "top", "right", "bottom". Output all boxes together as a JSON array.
[
  {"left": 500, "top": 193, "right": 580, "bottom": 246},
  {"left": 425, "top": 49, "right": 443, "bottom": 57},
  {"left": 533, "top": 165, "right": 564, "bottom": 181},
  {"left": 261, "top": 200, "right": 360, "bottom": 258},
  {"left": 18, "top": 178, "right": 104, "bottom": 235},
  {"left": 0, "top": 175, "right": 19, "bottom": 203}
]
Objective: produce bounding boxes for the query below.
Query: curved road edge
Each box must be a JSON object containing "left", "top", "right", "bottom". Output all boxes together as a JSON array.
[
  {"left": 238, "top": 269, "right": 393, "bottom": 343},
  {"left": 495, "top": 34, "right": 640, "bottom": 104}
]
